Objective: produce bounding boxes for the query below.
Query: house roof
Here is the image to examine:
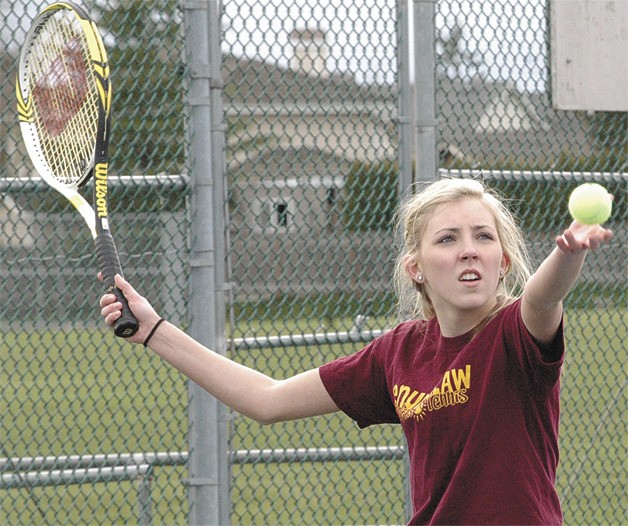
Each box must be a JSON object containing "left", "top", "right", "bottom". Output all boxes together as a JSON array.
[
  {"left": 222, "top": 54, "right": 396, "bottom": 107},
  {"left": 436, "top": 76, "right": 591, "bottom": 163},
  {"left": 222, "top": 53, "right": 595, "bottom": 171},
  {"left": 223, "top": 54, "right": 398, "bottom": 167}
]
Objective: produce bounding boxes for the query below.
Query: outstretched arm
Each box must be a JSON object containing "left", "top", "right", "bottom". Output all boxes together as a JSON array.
[
  {"left": 521, "top": 221, "right": 613, "bottom": 345},
  {"left": 100, "top": 275, "right": 339, "bottom": 424}
]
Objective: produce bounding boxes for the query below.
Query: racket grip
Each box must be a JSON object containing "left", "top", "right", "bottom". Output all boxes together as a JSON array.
[{"left": 95, "top": 232, "right": 139, "bottom": 338}]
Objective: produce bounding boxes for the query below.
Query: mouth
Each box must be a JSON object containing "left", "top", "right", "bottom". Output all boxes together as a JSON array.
[{"left": 459, "top": 270, "right": 481, "bottom": 283}]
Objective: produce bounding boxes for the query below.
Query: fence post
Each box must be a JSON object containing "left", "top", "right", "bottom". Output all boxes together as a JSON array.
[
  {"left": 406, "top": 0, "right": 438, "bottom": 520},
  {"left": 137, "top": 470, "right": 153, "bottom": 526},
  {"left": 397, "top": 0, "right": 415, "bottom": 198},
  {"left": 413, "top": 0, "right": 438, "bottom": 182},
  {"left": 182, "top": 0, "right": 230, "bottom": 524}
]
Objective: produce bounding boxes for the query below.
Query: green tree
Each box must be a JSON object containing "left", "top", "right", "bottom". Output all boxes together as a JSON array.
[
  {"left": 343, "top": 160, "right": 398, "bottom": 231},
  {"left": 98, "top": 1, "right": 186, "bottom": 176},
  {"left": 586, "top": 111, "right": 627, "bottom": 172}
]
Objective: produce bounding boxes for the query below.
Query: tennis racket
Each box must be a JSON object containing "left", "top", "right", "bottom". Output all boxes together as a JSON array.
[{"left": 16, "top": 1, "right": 139, "bottom": 338}]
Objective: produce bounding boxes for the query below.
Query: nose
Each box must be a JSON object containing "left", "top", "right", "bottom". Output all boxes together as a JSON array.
[{"left": 459, "top": 242, "right": 479, "bottom": 261}]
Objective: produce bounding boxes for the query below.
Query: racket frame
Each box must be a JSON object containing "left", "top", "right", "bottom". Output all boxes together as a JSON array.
[{"left": 16, "top": 1, "right": 138, "bottom": 337}]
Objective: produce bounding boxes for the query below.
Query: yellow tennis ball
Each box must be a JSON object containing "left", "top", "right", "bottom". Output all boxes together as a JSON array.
[{"left": 568, "top": 183, "right": 612, "bottom": 225}]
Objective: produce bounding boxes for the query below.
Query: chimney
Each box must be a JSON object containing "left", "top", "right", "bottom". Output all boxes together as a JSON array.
[{"left": 290, "top": 27, "right": 329, "bottom": 78}]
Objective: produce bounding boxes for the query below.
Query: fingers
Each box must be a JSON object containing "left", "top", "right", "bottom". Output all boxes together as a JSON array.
[
  {"left": 113, "top": 274, "right": 139, "bottom": 299},
  {"left": 99, "top": 274, "right": 130, "bottom": 326},
  {"left": 556, "top": 223, "right": 613, "bottom": 253},
  {"left": 100, "top": 299, "right": 122, "bottom": 326},
  {"left": 97, "top": 274, "right": 160, "bottom": 342},
  {"left": 99, "top": 290, "right": 117, "bottom": 308},
  {"left": 555, "top": 234, "right": 570, "bottom": 253},
  {"left": 114, "top": 273, "right": 127, "bottom": 288},
  {"left": 601, "top": 228, "right": 614, "bottom": 242}
]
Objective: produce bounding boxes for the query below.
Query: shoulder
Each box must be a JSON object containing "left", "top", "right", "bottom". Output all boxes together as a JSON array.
[
  {"left": 372, "top": 318, "right": 432, "bottom": 350},
  {"left": 327, "top": 318, "right": 431, "bottom": 369},
  {"left": 389, "top": 318, "right": 430, "bottom": 337},
  {"left": 474, "top": 298, "right": 528, "bottom": 351},
  {"left": 483, "top": 298, "right": 564, "bottom": 372},
  {"left": 484, "top": 297, "right": 523, "bottom": 331}
]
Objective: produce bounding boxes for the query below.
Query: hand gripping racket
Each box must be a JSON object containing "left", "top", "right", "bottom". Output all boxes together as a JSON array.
[{"left": 16, "top": 2, "right": 139, "bottom": 337}]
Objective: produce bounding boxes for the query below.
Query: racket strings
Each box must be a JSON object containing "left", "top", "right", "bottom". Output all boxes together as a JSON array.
[{"left": 26, "top": 11, "right": 101, "bottom": 186}]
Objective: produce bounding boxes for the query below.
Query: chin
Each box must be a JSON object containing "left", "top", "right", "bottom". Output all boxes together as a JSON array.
[{"left": 457, "top": 297, "right": 496, "bottom": 312}]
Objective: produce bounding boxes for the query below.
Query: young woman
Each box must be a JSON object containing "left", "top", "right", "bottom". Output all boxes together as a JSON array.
[{"left": 99, "top": 178, "right": 613, "bottom": 525}]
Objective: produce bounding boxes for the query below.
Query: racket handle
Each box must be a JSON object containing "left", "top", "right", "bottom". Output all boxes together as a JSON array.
[
  {"left": 95, "top": 232, "right": 139, "bottom": 338},
  {"left": 111, "top": 287, "right": 140, "bottom": 338}
]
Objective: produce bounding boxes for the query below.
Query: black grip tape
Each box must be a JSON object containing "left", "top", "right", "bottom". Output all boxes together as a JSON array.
[{"left": 95, "top": 232, "right": 139, "bottom": 338}]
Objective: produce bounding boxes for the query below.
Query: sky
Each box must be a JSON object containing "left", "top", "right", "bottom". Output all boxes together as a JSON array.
[
  {"left": 221, "top": 0, "right": 548, "bottom": 91},
  {"left": 4, "top": 0, "right": 548, "bottom": 92},
  {"left": 222, "top": 0, "right": 398, "bottom": 85}
]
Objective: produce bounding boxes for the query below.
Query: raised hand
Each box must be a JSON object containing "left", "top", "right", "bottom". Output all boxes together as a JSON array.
[{"left": 555, "top": 221, "right": 613, "bottom": 253}]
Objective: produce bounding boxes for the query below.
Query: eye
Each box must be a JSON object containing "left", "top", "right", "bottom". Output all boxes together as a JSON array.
[
  {"left": 437, "top": 235, "right": 455, "bottom": 243},
  {"left": 478, "top": 232, "right": 495, "bottom": 241}
]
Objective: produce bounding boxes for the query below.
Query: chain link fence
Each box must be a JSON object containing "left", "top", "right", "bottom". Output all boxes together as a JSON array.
[
  {"left": 1, "top": 1, "right": 625, "bottom": 525},
  {"left": 2, "top": 2, "right": 191, "bottom": 524}
]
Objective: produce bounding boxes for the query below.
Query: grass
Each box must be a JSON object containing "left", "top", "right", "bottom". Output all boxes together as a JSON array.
[
  {"left": 1, "top": 308, "right": 625, "bottom": 525},
  {"left": 556, "top": 308, "right": 626, "bottom": 526}
]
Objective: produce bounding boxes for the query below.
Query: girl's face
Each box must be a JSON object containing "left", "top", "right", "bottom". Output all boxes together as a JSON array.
[{"left": 407, "top": 197, "right": 508, "bottom": 327}]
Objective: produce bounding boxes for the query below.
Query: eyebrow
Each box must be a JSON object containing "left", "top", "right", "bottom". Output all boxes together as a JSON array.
[{"left": 433, "top": 225, "right": 496, "bottom": 235}]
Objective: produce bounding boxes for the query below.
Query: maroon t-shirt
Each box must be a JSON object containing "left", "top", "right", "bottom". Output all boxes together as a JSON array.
[{"left": 320, "top": 299, "right": 564, "bottom": 525}]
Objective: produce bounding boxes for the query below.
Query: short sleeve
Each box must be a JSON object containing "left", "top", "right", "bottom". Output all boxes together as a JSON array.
[
  {"left": 319, "top": 337, "right": 399, "bottom": 428},
  {"left": 501, "top": 300, "right": 565, "bottom": 387}
]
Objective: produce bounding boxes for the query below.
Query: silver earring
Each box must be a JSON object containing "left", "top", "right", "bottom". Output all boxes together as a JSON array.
[
  {"left": 499, "top": 270, "right": 505, "bottom": 277},
  {"left": 416, "top": 274, "right": 424, "bottom": 283}
]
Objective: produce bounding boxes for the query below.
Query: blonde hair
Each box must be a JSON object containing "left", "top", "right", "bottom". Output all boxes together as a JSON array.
[{"left": 393, "top": 177, "right": 531, "bottom": 321}]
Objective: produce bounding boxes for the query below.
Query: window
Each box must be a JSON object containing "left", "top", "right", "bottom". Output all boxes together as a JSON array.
[
  {"left": 274, "top": 202, "right": 289, "bottom": 227},
  {"left": 258, "top": 198, "right": 294, "bottom": 232}
]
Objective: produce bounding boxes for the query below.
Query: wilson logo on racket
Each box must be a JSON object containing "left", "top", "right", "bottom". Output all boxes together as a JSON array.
[{"left": 94, "top": 163, "right": 109, "bottom": 217}]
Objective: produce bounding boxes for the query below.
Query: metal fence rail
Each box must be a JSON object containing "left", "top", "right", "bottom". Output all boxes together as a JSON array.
[{"left": 1, "top": 445, "right": 405, "bottom": 525}]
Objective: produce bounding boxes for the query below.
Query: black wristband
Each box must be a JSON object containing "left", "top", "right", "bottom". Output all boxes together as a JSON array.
[{"left": 143, "top": 318, "right": 166, "bottom": 347}]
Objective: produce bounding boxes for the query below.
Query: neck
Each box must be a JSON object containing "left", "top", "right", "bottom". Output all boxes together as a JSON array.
[{"left": 435, "top": 301, "right": 497, "bottom": 338}]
